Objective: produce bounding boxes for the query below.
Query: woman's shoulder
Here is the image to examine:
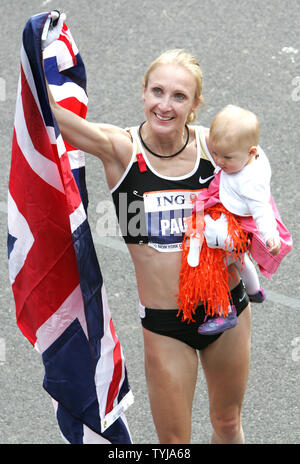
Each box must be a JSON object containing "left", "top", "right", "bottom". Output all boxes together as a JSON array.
[
  {"left": 190, "top": 124, "right": 209, "bottom": 134},
  {"left": 191, "top": 124, "right": 215, "bottom": 165},
  {"left": 98, "top": 123, "right": 134, "bottom": 170},
  {"left": 190, "top": 124, "right": 210, "bottom": 148},
  {"left": 102, "top": 124, "right": 133, "bottom": 151}
]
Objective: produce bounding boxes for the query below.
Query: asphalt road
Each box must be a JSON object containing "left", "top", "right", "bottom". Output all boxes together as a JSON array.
[{"left": 0, "top": 0, "right": 299, "bottom": 445}]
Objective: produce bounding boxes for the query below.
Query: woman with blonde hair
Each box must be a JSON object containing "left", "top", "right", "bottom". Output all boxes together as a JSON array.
[{"left": 45, "top": 17, "right": 251, "bottom": 444}]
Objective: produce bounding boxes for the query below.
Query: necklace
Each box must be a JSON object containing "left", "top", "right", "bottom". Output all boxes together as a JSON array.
[{"left": 138, "top": 121, "right": 189, "bottom": 159}]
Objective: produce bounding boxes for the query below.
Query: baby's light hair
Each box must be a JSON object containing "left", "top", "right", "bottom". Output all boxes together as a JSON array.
[
  {"left": 143, "top": 49, "right": 204, "bottom": 124},
  {"left": 210, "top": 104, "right": 260, "bottom": 149}
]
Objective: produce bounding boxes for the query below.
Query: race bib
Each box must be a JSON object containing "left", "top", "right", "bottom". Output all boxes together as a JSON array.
[{"left": 143, "top": 190, "right": 201, "bottom": 252}]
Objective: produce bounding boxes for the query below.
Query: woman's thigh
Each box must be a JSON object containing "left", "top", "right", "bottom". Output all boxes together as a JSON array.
[
  {"left": 200, "top": 305, "right": 251, "bottom": 424},
  {"left": 142, "top": 327, "right": 199, "bottom": 444}
]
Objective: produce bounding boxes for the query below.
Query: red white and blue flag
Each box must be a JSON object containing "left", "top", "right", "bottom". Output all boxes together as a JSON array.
[{"left": 8, "top": 12, "right": 133, "bottom": 444}]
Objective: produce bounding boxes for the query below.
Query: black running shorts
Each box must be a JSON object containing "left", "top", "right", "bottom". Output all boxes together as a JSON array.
[{"left": 140, "top": 280, "right": 249, "bottom": 350}]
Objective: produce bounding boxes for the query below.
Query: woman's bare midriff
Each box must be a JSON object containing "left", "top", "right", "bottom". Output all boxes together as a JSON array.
[{"left": 127, "top": 243, "right": 241, "bottom": 309}]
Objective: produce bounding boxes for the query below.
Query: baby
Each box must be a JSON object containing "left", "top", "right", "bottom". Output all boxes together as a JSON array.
[{"left": 196, "top": 105, "right": 281, "bottom": 335}]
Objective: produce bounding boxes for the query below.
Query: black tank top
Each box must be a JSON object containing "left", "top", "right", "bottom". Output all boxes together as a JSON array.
[{"left": 111, "top": 125, "right": 216, "bottom": 251}]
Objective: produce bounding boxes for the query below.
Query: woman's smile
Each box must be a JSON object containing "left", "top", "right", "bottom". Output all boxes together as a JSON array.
[{"left": 154, "top": 113, "right": 174, "bottom": 121}]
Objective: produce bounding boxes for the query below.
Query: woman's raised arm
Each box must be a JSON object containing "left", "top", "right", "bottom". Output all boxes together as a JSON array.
[
  {"left": 46, "top": 80, "right": 126, "bottom": 162},
  {"left": 43, "top": 12, "right": 131, "bottom": 166}
]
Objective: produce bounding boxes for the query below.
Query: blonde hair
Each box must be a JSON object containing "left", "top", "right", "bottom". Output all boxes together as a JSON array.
[
  {"left": 210, "top": 104, "right": 260, "bottom": 149},
  {"left": 143, "top": 49, "right": 204, "bottom": 124}
]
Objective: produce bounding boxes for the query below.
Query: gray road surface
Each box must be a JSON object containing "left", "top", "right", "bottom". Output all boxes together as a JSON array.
[{"left": 0, "top": 0, "right": 299, "bottom": 444}]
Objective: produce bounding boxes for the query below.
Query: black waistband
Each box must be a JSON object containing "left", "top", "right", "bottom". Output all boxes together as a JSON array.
[{"left": 143, "top": 280, "right": 249, "bottom": 322}]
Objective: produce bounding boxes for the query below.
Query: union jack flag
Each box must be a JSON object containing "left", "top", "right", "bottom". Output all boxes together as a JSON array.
[{"left": 8, "top": 12, "right": 133, "bottom": 444}]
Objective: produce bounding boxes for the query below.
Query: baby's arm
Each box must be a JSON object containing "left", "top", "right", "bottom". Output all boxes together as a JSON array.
[
  {"left": 266, "top": 236, "right": 281, "bottom": 255},
  {"left": 239, "top": 172, "right": 281, "bottom": 256},
  {"left": 243, "top": 196, "right": 281, "bottom": 255}
]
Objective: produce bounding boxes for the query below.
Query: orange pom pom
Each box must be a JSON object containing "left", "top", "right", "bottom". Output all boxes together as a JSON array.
[{"left": 177, "top": 204, "right": 249, "bottom": 323}]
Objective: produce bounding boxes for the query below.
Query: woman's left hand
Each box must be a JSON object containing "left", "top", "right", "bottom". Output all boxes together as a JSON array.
[{"left": 42, "top": 11, "right": 66, "bottom": 50}]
